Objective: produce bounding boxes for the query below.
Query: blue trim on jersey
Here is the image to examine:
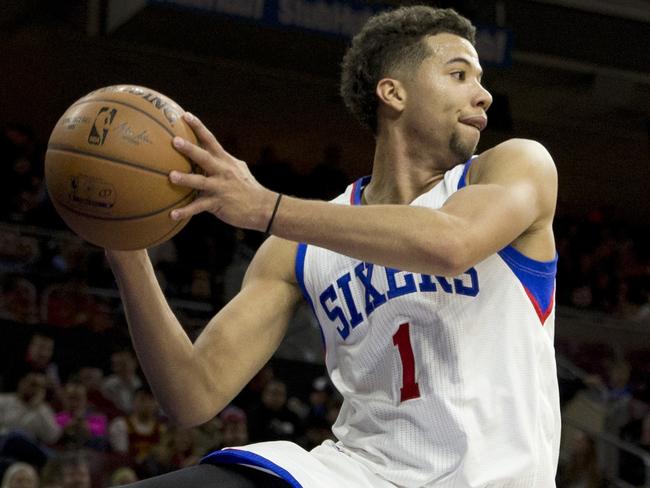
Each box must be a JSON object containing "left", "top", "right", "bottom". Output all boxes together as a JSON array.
[
  {"left": 295, "top": 243, "right": 310, "bottom": 303},
  {"left": 457, "top": 158, "right": 474, "bottom": 190},
  {"left": 351, "top": 175, "right": 372, "bottom": 205},
  {"left": 201, "top": 449, "right": 303, "bottom": 488},
  {"left": 498, "top": 245, "right": 557, "bottom": 316},
  {"left": 295, "top": 242, "right": 327, "bottom": 351}
]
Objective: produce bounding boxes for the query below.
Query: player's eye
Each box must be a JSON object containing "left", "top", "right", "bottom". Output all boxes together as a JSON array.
[{"left": 451, "top": 71, "right": 466, "bottom": 81}]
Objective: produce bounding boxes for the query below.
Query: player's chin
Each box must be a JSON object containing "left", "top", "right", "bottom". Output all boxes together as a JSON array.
[{"left": 449, "top": 131, "right": 478, "bottom": 164}]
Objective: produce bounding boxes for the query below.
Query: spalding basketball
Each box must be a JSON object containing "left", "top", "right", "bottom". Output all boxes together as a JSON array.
[{"left": 45, "top": 85, "right": 198, "bottom": 250}]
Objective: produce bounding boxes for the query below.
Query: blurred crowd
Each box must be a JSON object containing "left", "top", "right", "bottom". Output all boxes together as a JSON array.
[
  {"left": 0, "top": 330, "right": 340, "bottom": 487},
  {"left": 1, "top": 122, "right": 649, "bottom": 487},
  {"left": 555, "top": 211, "right": 650, "bottom": 320}
]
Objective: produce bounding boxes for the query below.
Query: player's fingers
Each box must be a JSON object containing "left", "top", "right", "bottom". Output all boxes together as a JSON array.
[
  {"left": 168, "top": 170, "right": 213, "bottom": 192},
  {"left": 172, "top": 137, "right": 222, "bottom": 174},
  {"left": 182, "top": 112, "right": 226, "bottom": 157},
  {"left": 170, "top": 197, "right": 217, "bottom": 221}
]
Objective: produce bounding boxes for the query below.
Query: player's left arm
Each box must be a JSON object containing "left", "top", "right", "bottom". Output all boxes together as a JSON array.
[
  {"left": 170, "top": 113, "right": 556, "bottom": 276},
  {"left": 267, "top": 138, "right": 557, "bottom": 275}
]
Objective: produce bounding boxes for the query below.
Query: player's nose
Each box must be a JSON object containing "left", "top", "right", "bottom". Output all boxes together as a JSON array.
[{"left": 474, "top": 83, "right": 493, "bottom": 111}]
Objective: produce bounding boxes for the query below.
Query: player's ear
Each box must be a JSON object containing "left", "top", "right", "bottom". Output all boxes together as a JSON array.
[{"left": 376, "top": 78, "right": 406, "bottom": 114}]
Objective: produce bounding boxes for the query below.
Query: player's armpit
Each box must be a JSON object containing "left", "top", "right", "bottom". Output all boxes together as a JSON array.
[
  {"left": 188, "top": 237, "right": 303, "bottom": 425},
  {"left": 438, "top": 138, "right": 557, "bottom": 273}
]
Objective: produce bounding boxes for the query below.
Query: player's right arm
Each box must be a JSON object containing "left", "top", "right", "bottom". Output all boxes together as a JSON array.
[{"left": 105, "top": 236, "right": 302, "bottom": 428}]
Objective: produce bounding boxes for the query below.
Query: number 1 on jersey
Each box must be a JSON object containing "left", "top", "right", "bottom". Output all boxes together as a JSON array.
[{"left": 393, "top": 322, "right": 421, "bottom": 402}]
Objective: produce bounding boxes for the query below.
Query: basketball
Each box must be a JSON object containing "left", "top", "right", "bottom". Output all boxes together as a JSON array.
[{"left": 44, "top": 84, "right": 198, "bottom": 250}]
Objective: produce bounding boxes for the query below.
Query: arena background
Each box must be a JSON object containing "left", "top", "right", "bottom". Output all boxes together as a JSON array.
[{"left": 0, "top": 1, "right": 649, "bottom": 487}]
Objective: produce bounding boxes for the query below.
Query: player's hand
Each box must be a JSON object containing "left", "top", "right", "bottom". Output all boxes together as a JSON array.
[{"left": 168, "top": 113, "right": 277, "bottom": 231}]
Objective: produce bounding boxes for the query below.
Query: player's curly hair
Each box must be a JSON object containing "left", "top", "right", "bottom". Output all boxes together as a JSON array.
[{"left": 340, "top": 6, "right": 476, "bottom": 134}]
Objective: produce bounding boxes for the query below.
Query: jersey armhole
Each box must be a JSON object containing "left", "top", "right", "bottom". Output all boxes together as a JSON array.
[{"left": 498, "top": 245, "right": 558, "bottom": 324}]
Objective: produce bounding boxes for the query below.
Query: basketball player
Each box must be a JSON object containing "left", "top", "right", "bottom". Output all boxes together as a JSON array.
[{"left": 107, "top": 5, "right": 560, "bottom": 487}]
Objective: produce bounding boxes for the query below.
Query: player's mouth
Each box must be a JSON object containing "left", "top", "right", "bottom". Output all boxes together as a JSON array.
[{"left": 459, "top": 115, "right": 488, "bottom": 131}]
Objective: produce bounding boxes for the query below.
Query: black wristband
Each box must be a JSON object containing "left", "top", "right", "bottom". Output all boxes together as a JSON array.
[{"left": 265, "top": 193, "right": 283, "bottom": 234}]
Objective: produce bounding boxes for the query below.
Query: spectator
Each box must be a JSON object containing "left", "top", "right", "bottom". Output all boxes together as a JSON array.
[
  {"left": 40, "top": 276, "right": 97, "bottom": 329},
  {"left": 297, "top": 376, "right": 335, "bottom": 450},
  {"left": 0, "top": 461, "right": 39, "bottom": 488},
  {"left": 247, "top": 379, "right": 302, "bottom": 443},
  {"left": 0, "top": 372, "right": 61, "bottom": 445},
  {"left": 108, "top": 388, "right": 166, "bottom": 466},
  {"left": 554, "top": 212, "right": 650, "bottom": 315},
  {"left": 164, "top": 427, "right": 202, "bottom": 468},
  {"left": 54, "top": 382, "right": 107, "bottom": 450},
  {"left": 72, "top": 367, "right": 120, "bottom": 420},
  {"left": 140, "top": 426, "right": 202, "bottom": 478},
  {"left": 0, "top": 275, "right": 38, "bottom": 325},
  {"left": 0, "top": 231, "right": 40, "bottom": 275},
  {"left": 233, "top": 364, "right": 274, "bottom": 413},
  {"left": 101, "top": 351, "right": 142, "bottom": 414},
  {"left": 219, "top": 406, "right": 248, "bottom": 448},
  {"left": 59, "top": 451, "right": 91, "bottom": 488},
  {"left": 305, "top": 376, "right": 332, "bottom": 423},
  {"left": 2, "top": 333, "right": 61, "bottom": 397},
  {"left": 601, "top": 360, "right": 634, "bottom": 439},
  {"left": 190, "top": 417, "right": 221, "bottom": 457},
  {"left": 604, "top": 360, "right": 633, "bottom": 403}
]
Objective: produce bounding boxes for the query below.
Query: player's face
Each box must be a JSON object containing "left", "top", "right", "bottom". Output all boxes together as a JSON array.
[{"left": 401, "top": 33, "right": 492, "bottom": 166}]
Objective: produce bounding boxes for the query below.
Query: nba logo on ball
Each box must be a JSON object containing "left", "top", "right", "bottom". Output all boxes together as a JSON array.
[{"left": 88, "top": 107, "right": 117, "bottom": 146}]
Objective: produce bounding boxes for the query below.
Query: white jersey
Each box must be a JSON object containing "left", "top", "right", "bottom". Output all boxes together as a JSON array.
[{"left": 203, "top": 159, "right": 561, "bottom": 487}]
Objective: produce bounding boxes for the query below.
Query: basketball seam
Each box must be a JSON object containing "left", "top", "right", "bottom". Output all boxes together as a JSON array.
[
  {"left": 146, "top": 217, "right": 188, "bottom": 248},
  {"left": 47, "top": 145, "right": 177, "bottom": 177},
  {"left": 51, "top": 188, "right": 196, "bottom": 221},
  {"left": 68, "top": 98, "right": 176, "bottom": 138}
]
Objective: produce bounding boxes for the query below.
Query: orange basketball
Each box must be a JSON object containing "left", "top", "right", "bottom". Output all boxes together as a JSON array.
[{"left": 45, "top": 85, "right": 198, "bottom": 250}]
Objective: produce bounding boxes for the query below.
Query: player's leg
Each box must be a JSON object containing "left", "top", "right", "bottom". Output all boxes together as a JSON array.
[{"left": 118, "top": 464, "right": 292, "bottom": 488}]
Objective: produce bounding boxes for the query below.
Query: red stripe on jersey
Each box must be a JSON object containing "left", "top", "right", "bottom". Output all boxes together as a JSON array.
[
  {"left": 524, "top": 286, "right": 554, "bottom": 325},
  {"left": 350, "top": 180, "right": 358, "bottom": 205}
]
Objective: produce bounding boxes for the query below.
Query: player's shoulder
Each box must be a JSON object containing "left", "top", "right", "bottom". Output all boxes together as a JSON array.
[{"left": 471, "top": 138, "right": 556, "bottom": 184}]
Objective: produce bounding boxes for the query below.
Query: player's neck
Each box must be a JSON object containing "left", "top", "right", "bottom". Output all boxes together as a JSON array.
[{"left": 367, "top": 132, "right": 447, "bottom": 205}]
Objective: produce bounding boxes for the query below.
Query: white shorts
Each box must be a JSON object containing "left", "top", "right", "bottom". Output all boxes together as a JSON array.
[{"left": 201, "top": 440, "right": 396, "bottom": 488}]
